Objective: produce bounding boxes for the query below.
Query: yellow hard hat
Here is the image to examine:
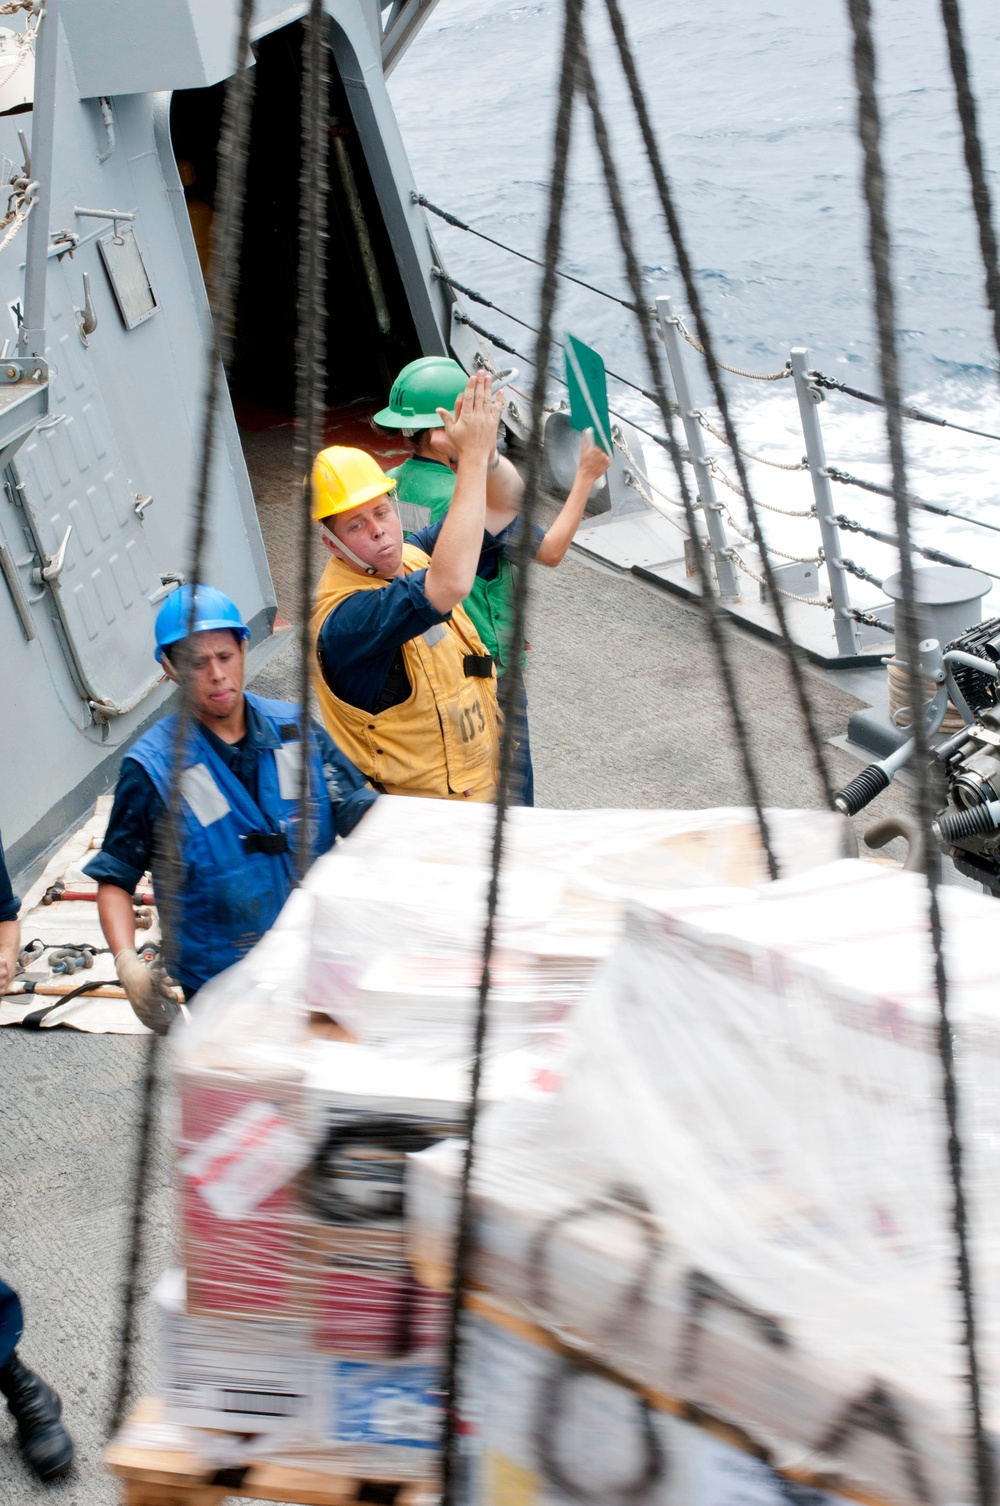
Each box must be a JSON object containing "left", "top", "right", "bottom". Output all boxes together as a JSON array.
[{"left": 311, "top": 446, "right": 396, "bottom": 522}]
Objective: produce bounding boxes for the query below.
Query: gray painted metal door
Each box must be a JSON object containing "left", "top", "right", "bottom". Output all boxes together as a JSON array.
[{"left": 14, "top": 262, "right": 164, "bottom": 715}]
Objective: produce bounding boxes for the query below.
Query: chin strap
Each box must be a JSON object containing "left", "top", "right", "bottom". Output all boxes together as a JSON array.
[
  {"left": 327, "top": 496, "right": 403, "bottom": 577},
  {"left": 331, "top": 535, "right": 378, "bottom": 575}
]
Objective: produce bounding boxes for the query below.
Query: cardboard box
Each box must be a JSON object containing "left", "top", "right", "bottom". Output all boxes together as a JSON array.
[
  {"left": 302, "top": 1223, "right": 448, "bottom": 1359},
  {"left": 155, "top": 1269, "right": 443, "bottom": 1477},
  {"left": 156, "top": 1270, "right": 320, "bottom": 1438},
  {"left": 175, "top": 1066, "right": 314, "bottom": 1320}
]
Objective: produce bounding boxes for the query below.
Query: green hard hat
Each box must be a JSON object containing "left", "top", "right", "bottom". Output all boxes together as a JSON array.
[{"left": 373, "top": 356, "right": 468, "bottom": 430}]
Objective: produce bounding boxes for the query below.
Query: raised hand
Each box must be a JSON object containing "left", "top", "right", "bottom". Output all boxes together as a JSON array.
[
  {"left": 437, "top": 371, "right": 502, "bottom": 469},
  {"left": 575, "top": 427, "right": 613, "bottom": 486}
]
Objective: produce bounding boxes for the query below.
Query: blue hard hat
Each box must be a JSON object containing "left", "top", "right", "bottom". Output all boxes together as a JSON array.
[{"left": 154, "top": 584, "right": 250, "bottom": 663}]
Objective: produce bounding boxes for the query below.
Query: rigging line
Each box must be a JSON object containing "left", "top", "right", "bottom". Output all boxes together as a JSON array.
[
  {"left": 673, "top": 314, "right": 793, "bottom": 383},
  {"left": 109, "top": 0, "right": 258, "bottom": 1438},
  {"left": 730, "top": 550, "right": 832, "bottom": 605},
  {"left": 436, "top": 266, "right": 671, "bottom": 408},
  {"left": 840, "top": 556, "right": 884, "bottom": 591},
  {"left": 453, "top": 307, "right": 520, "bottom": 358},
  {"left": 440, "top": 5, "right": 584, "bottom": 1500},
  {"left": 833, "top": 512, "right": 1000, "bottom": 582},
  {"left": 413, "top": 188, "right": 645, "bottom": 315},
  {"left": 577, "top": 23, "right": 780, "bottom": 878},
  {"left": 602, "top": 0, "right": 837, "bottom": 811},
  {"left": 810, "top": 369, "right": 1000, "bottom": 443},
  {"left": 826, "top": 464, "right": 1000, "bottom": 538},
  {"left": 845, "top": 6, "right": 991, "bottom": 1505},
  {"left": 721, "top": 505, "right": 822, "bottom": 564},
  {"left": 847, "top": 605, "right": 894, "bottom": 634},
  {"left": 694, "top": 411, "right": 807, "bottom": 471},
  {"left": 453, "top": 309, "right": 678, "bottom": 455},
  {"left": 295, "top": 0, "right": 329, "bottom": 880},
  {"left": 611, "top": 425, "right": 689, "bottom": 534},
  {"left": 938, "top": 0, "right": 1000, "bottom": 383},
  {"left": 708, "top": 458, "right": 815, "bottom": 516}
]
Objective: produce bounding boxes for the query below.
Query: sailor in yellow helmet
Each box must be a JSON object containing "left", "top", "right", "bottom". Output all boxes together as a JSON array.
[{"left": 310, "top": 371, "right": 505, "bottom": 801}]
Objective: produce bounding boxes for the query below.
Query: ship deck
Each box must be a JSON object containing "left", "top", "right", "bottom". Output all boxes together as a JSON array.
[{"left": 0, "top": 418, "right": 917, "bottom": 1504}]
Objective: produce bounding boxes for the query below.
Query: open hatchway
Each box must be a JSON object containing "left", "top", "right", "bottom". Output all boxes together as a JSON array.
[
  {"left": 170, "top": 18, "right": 423, "bottom": 418},
  {"left": 170, "top": 18, "right": 426, "bottom": 615}
]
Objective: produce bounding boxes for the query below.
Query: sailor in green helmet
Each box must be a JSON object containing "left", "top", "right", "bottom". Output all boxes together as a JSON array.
[{"left": 375, "top": 355, "right": 610, "bottom": 804}]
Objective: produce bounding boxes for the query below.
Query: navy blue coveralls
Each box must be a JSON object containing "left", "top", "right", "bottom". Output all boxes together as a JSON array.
[{"left": 85, "top": 694, "right": 376, "bottom": 996}]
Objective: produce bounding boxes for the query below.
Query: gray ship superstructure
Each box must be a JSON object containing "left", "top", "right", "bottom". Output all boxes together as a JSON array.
[{"left": 0, "top": 0, "right": 453, "bottom": 882}]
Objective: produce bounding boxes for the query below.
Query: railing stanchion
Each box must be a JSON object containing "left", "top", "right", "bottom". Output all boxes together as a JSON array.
[
  {"left": 20, "top": 0, "right": 60, "bottom": 361},
  {"left": 656, "top": 296, "right": 741, "bottom": 601},
  {"left": 790, "top": 347, "right": 860, "bottom": 655}
]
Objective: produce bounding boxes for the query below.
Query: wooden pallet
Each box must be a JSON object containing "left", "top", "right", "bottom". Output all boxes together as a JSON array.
[{"left": 105, "top": 1398, "right": 436, "bottom": 1506}]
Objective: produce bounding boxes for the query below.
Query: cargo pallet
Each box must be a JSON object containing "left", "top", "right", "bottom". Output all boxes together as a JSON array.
[{"left": 106, "top": 1399, "right": 436, "bottom": 1506}]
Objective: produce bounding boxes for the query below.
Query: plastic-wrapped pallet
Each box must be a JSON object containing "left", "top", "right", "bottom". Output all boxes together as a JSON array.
[
  {"left": 157, "top": 800, "right": 848, "bottom": 1484},
  {"left": 302, "top": 798, "right": 851, "bottom": 1053},
  {"left": 464, "top": 1295, "right": 862, "bottom": 1506},
  {"left": 164, "top": 897, "right": 459, "bottom": 1476},
  {"left": 163, "top": 880, "right": 552, "bottom": 1476},
  {"left": 407, "top": 860, "right": 1000, "bottom": 1506}
]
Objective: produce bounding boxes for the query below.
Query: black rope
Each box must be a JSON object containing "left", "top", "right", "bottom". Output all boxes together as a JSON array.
[
  {"left": 413, "top": 189, "right": 645, "bottom": 315},
  {"left": 604, "top": 0, "right": 836, "bottom": 814},
  {"left": 937, "top": 0, "right": 1000, "bottom": 382},
  {"left": 451, "top": 310, "right": 677, "bottom": 460},
  {"left": 109, "top": 0, "right": 257, "bottom": 1438},
  {"left": 577, "top": 30, "right": 779, "bottom": 876},
  {"left": 108, "top": 1032, "right": 161, "bottom": 1432},
  {"left": 453, "top": 307, "right": 521, "bottom": 358},
  {"left": 433, "top": 265, "right": 530, "bottom": 325},
  {"left": 593, "top": 21, "right": 803, "bottom": 855},
  {"left": 810, "top": 369, "right": 1000, "bottom": 443},
  {"left": 295, "top": 0, "right": 329, "bottom": 879},
  {"left": 844, "top": 7, "right": 991, "bottom": 1504},
  {"left": 833, "top": 512, "right": 1000, "bottom": 581},
  {"left": 826, "top": 464, "right": 1000, "bottom": 538},
  {"left": 437, "top": 266, "right": 666, "bottom": 408},
  {"left": 418, "top": 188, "right": 1000, "bottom": 430},
  {"left": 440, "top": 6, "right": 582, "bottom": 1500}
]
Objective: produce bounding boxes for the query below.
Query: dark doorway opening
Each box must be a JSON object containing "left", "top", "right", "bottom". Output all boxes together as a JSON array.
[{"left": 170, "top": 21, "right": 421, "bottom": 421}]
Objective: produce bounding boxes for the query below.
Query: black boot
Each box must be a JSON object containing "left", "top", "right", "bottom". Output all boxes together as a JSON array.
[{"left": 0, "top": 1352, "right": 74, "bottom": 1480}]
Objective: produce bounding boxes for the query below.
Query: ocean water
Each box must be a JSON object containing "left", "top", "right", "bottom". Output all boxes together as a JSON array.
[{"left": 389, "top": 0, "right": 1000, "bottom": 609}]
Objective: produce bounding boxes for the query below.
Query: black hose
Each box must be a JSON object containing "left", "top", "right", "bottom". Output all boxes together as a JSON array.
[
  {"left": 934, "top": 804, "right": 1000, "bottom": 844},
  {"left": 833, "top": 764, "right": 891, "bottom": 816}
]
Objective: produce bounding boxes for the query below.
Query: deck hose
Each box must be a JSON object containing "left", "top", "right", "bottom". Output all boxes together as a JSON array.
[
  {"left": 933, "top": 800, "right": 1000, "bottom": 845},
  {"left": 834, "top": 764, "right": 891, "bottom": 816}
]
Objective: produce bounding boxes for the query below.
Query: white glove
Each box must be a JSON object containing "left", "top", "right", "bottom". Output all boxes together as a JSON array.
[{"left": 115, "top": 947, "right": 181, "bottom": 1036}]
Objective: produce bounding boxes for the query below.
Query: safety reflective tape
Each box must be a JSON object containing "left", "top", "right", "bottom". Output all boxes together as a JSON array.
[
  {"left": 180, "top": 763, "right": 231, "bottom": 827},
  {"left": 397, "top": 501, "right": 432, "bottom": 533},
  {"left": 422, "top": 623, "right": 447, "bottom": 648},
  {"left": 273, "top": 739, "right": 303, "bottom": 802}
]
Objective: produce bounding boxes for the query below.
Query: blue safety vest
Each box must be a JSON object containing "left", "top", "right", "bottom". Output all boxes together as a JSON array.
[{"left": 127, "top": 693, "right": 335, "bottom": 994}]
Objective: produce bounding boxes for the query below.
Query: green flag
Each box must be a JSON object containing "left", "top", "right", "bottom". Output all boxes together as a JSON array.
[{"left": 563, "top": 333, "right": 613, "bottom": 455}]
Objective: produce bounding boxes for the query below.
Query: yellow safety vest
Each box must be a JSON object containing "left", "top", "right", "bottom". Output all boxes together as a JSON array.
[{"left": 310, "top": 545, "right": 500, "bottom": 801}]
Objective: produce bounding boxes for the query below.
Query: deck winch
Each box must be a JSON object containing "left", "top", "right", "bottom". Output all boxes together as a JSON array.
[
  {"left": 834, "top": 616, "right": 1000, "bottom": 894},
  {"left": 930, "top": 619, "right": 1000, "bottom": 890}
]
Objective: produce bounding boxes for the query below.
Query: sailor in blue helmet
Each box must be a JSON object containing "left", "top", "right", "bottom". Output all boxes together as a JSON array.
[{"left": 86, "top": 585, "right": 377, "bottom": 1032}]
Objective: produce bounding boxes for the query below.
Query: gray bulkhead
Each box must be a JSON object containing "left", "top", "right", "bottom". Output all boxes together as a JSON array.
[{"left": 1, "top": 0, "right": 446, "bottom": 883}]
